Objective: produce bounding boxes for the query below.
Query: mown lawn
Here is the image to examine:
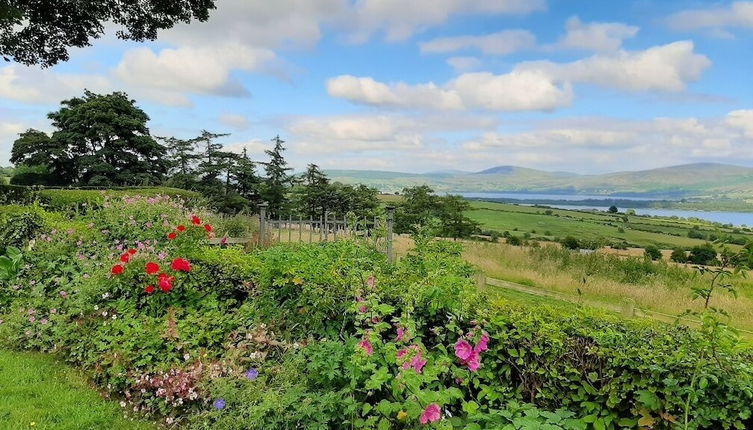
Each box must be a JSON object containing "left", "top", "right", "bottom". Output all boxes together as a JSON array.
[{"left": 0, "top": 350, "right": 155, "bottom": 430}]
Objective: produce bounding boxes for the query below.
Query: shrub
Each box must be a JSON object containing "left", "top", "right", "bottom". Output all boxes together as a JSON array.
[
  {"left": 671, "top": 248, "right": 688, "bottom": 263},
  {"left": 0, "top": 211, "right": 44, "bottom": 253},
  {"left": 689, "top": 243, "right": 718, "bottom": 265},
  {"left": 644, "top": 245, "right": 662, "bottom": 261},
  {"left": 507, "top": 235, "right": 522, "bottom": 246},
  {"left": 561, "top": 236, "right": 580, "bottom": 250}
]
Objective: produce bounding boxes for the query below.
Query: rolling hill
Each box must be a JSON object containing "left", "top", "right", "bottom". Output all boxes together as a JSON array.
[{"left": 325, "top": 163, "right": 753, "bottom": 199}]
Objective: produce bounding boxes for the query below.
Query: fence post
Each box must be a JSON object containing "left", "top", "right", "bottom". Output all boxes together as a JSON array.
[
  {"left": 621, "top": 298, "right": 636, "bottom": 318},
  {"left": 258, "top": 202, "right": 268, "bottom": 246},
  {"left": 386, "top": 206, "right": 395, "bottom": 264},
  {"left": 324, "top": 211, "right": 329, "bottom": 242}
]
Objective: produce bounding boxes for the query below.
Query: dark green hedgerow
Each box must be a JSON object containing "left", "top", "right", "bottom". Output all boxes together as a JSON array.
[{"left": 0, "top": 197, "right": 752, "bottom": 429}]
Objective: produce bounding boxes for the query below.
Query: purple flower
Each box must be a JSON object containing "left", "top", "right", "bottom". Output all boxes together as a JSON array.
[
  {"left": 213, "top": 399, "right": 226, "bottom": 410},
  {"left": 244, "top": 368, "right": 259, "bottom": 381}
]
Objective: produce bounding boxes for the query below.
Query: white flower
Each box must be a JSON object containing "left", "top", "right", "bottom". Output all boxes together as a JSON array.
[{"left": 120, "top": 401, "right": 126, "bottom": 408}]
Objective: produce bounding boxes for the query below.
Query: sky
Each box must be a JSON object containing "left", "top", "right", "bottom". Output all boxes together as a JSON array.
[{"left": 1, "top": 0, "right": 753, "bottom": 174}]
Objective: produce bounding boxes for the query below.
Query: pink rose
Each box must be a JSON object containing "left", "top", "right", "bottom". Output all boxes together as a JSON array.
[
  {"left": 454, "top": 339, "right": 473, "bottom": 361},
  {"left": 358, "top": 339, "right": 373, "bottom": 356},
  {"left": 420, "top": 403, "right": 441, "bottom": 425}
]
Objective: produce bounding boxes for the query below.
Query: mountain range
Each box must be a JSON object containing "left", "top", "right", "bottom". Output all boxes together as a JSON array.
[{"left": 325, "top": 163, "right": 753, "bottom": 199}]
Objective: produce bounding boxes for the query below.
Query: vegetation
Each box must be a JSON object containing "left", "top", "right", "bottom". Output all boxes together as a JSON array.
[
  {"left": 0, "top": 349, "right": 156, "bottom": 430},
  {"left": 1, "top": 194, "right": 752, "bottom": 429},
  {"left": 0, "top": 0, "right": 216, "bottom": 67},
  {"left": 394, "top": 185, "right": 480, "bottom": 239}
]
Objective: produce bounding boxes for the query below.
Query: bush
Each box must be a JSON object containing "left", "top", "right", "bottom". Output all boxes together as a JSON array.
[
  {"left": 561, "top": 236, "right": 580, "bottom": 250},
  {"left": 507, "top": 235, "right": 522, "bottom": 246},
  {"left": 671, "top": 248, "right": 688, "bottom": 263},
  {"left": 689, "top": 243, "right": 718, "bottom": 265},
  {"left": 644, "top": 245, "right": 662, "bottom": 261},
  {"left": 0, "top": 211, "right": 44, "bottom": 253}
]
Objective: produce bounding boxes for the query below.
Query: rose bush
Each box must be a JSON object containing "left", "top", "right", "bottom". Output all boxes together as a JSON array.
[{"left": 1, "top": 195, "right": 752, "bottom": 429}]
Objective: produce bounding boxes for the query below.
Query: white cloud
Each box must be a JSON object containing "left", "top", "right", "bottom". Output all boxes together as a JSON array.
[
  {"left": 419, "top": 30, "right": 536, "bottom": 55},
  {"left": 218, "top": 114, "right": 252, "bottom": 131},
  {"left": 223, "top": 139, "right": 271, "bottom": 156},
  {"left": 0, "top": 65, "right": 111, "bottom": 104},
  {"left": 519, "top": 41, "right": 710, "bottom": 92},
  {"left": 446, "top": 56, "right": 481, "bottom": 72},
  {"left": 343, "top": 0, "right": 546, "bottom": 42},
  {"left": 327, "top": 70, "right": 572, "bottom": 111},
  {"left": 0, "top": 122, "right": 26, "bottom": 165},
  {"left": 289, "top": 113, "right": 498, "bottom": 153},
  {"left": 667, "top": 1, "right": 753, "bottom": 33},
  {"left": 726, "top": 110, "right": 753, "bottom": 137},
  {"left": 553, "top": 16, "right": 639, "bottom": 52}
]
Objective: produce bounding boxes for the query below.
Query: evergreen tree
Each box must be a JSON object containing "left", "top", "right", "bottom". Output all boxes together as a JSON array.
[
  {"left": 195, "top": 130, "right": 229, "bottom": 182},
  {"left": 261, "top": 135, "right": 293, "bottom": 216},
  {"left": 159, "top": 136, "right": 199, "bottom": 176},
  {"left": 301, "top": 163, "right": 332, "bottom": 218},
  {"left": 233, "top": 147, "right": 262, "bottom": 204}
]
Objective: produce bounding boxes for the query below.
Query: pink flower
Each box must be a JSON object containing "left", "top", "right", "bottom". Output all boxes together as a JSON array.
[
  {"left": 396, "top": 348, "right": 409, "bottom": 359},
  {"left": 454, "top": 339, "right": 473, "bottom": 361},
  {"left": 358, "top": 305, "right": 367, "bottom": 313},
  {"left": 367, "top": 275, "right": 376, "bottom": 288},
  {"left": 465, "top": 350, "right": 480, "bottom": 372},
  {"left": 411, "top": 355, "right": 427, "bottom": 373},
  {"left": 358, "top": 339, "right": 373, "bottom": 356},
  {"left": 420, "top": 404, "right": 441, "bottom": 425},
  {"left": 474, "top": 333, "right": 489, "bottom": 353},
  {"left": 396, "top": 327, "right": 406, "bottom": 342}
]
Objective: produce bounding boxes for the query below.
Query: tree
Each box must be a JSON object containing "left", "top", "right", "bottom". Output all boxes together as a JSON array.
[
  {"left": 299, "top": 164, "right": 332, "bottom": 219},
  {"left": 11, "top": 91, "right": 168, "bottom": 185},
  {"left": 436, "top": 195, "right": 479, "bottom": 239},
  {"left": 607, "top": 205, "right": 619, "bottom": 213},
  {"left": 644, "top": 245, "right": 662, "bottom": 261},
  {"left": 394, "top": 186, "right": 478, "bottom": 239},
  {"left": 10, "top": 129, "right": 74, "bottom": 184},
  {"left": 159, "top": 136, "right": 199, "bottom": 176},
  {"left": 561, "top": 236, "right": 581, "bottom": 250},
  {"left": 261, "top": 135, "right": 293, "bottom": 217},
  {"left": 195, "top": 130, "right": 229, "bottom": 182},
  {"left": 233, "top": 147, "right": 262, "bottom": 204},
  {"left": 1, "top": 1, "right": 216, "bottom": 67}
]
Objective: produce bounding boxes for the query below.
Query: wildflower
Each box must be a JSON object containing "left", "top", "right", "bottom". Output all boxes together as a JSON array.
[
  {"left": 367, "top": 275, "right": 376, "bottom": 288},
  {"left": 177, "top": 225, "right": 186, "bottom": 232},
  {"left": 474, "top": 333, "right": 489, "bottom": 353},
  {"left": 396, "top": 327, "right": 406, "bottom": 342},
  {"left": 59, "top": 291, "right": 68, "bottom": 299},
  {"left": 120, "top": 253, "right": 130, "bottom": 263},
  {"left": 50, "top": 309, "right": 57, "bottom": 314},
  {"left": 204, "top": 224, "right": 213, "bottom": 232},
  {"left": 213, "top": 399, "right": 226, "bottom": 410},
  {"left": 167, "top": 232, "right": 177, "bottom": 240},
  {"left": 145, "top": 262, "right": 160, "bottom": 275},
  {"left": 397, "top": 410, "right": 408, "bottom": 421},
  {"left": 420, "top": 404, "right": 441, "bottom": 425},
  {"left": 220, "top": 236, "right": 228, "bottom": 245},
  {"left": 244, "top": 368, "right": 259, "bottom": 381},
  {"left": 465, "top": 351, "right": 480, "bottom": 372},
  {"left": 158, "top": 252, "right": 167, "bottom": 261},
  {"left": 410, "top": 354, "right": 427, "bottom": 373},
  {"left": 144, "top": 285, "right": 155, "bottom": 295},
  {"left": 454, "top": 339, "right": 473, "bottom": 361},
  {"left": 191, "top": 215, "right": 201, "bottom": 225},
  {"left": 128, "top": 248, "right": 137, "bottom": 255},
  {"left": 359, "top": 305, "right": 367, "bottom": 313},
  {"left": 171, "top": 258, "right": 191, "bottom": 272},
  {"left": 111, "top": 265, "right": 124, "bottom": 275},
  {"left": 358, "top": 339, "right": 373, "bottom": 356}
]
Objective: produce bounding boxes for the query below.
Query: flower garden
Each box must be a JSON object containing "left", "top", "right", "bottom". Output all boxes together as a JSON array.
[{"left": 1, "top": 193, "right": 753, "bottom": 429}]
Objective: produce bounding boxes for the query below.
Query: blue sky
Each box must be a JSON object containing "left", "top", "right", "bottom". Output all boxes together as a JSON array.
[{"left": 2, "top": 0, "right": 753, "bottom": 174}]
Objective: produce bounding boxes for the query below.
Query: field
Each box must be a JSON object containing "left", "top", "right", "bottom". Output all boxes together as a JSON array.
[{"left": 466, "top": 200, "right": 753, "bottom": 249}]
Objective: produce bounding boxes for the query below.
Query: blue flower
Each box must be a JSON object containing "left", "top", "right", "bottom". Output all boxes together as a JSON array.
[
  {"left": 213, "top": 398, "right": 226, "bottom": 410},
  {"left": 244, "top": 368, "right": 259, "bottom": 381}
]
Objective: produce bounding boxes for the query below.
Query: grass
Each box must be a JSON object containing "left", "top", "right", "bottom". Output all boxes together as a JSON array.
[
  {"left": 0, "top": 350, "right": 156, "bottom": 430},
  {"left": 465, "top": 200, "right": 753, "bottom": 249}
]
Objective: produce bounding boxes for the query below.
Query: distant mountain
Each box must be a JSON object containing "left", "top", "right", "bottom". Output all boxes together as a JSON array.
[{"left": 324, "top": 163, "right": 753, "bottom": 199}]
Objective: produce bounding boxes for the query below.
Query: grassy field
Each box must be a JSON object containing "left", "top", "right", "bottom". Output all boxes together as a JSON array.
[
  {"left": 466, "top": 200, "right": 752, "bottom": 249},
  {"left": 0, "top": 350, "right": 155, "bottom": 430}
]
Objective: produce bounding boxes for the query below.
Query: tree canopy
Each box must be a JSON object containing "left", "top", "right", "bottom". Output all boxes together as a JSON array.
[
  {"left": 394, "top": 185, "right": 479, "bottom": 239},
  {"left": 11, "top": 90, "right": 168, "bottom": 186},
  {"left": 0, "top": 0, "right": 216, "bottom": 67}
]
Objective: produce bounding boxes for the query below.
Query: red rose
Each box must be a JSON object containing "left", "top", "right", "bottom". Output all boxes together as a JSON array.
[
  {"left": 204, "top": 224, "right": 213, "bottom": 232},
  {"left": 111, "top": 264, "right": 124, "bottom": 275},
  {"left": 167, "top": 232, "right": 177, "bottom": 240},
  {"left": 128, "top": 249, "right": 137, "bottom": 255},
  {"left": 191, "top": 215, "right": 201, "bottom": 225},
  {"left": 144, "top": 285, "right": 155, "bottom": 294},
  {"left": 158, "top": 274, "right": 174, "bottom": 293},
  {"left": 177, "top": 225, "right": 186, "bottom": 232},
  {"left": 171, "top": 258, "right": 191, "bottom": 272},
  {"left": 120, "top": 253, "right": 130, "bottom": 263},
  {"left": 145, "top": 262, "right": 160, "bottom": 275}
]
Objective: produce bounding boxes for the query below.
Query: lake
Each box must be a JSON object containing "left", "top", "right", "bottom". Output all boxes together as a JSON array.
[{"left": 460, "top": 192, "right": 753, "bottom": 226}]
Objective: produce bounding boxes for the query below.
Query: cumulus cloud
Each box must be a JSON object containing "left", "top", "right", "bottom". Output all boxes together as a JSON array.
[
  {"left": 0, "top": 122, "right": 26, "bottom": 165},
  {"left": 0, "top": 65, "right": 111, "bottom": 104},
  {"left": 289, "top": 113, "right": 498, "bottom": 153},
  {"left": 327, "top": 70, "right": 572, "bottom": 111},
  {"left": 726, "top": 110, "right": 753, "bottom": 137},
  {"left": 553, "top": 16, "right": 639, "bottom": 52},
  {"left": 446, "top": 57, "right": 482, "bottom": 72},
  {"left": 218, "top": 114, "right": 252, "bottom": 131},
  {"left": 419, "top": 30, "right": 536, "bottom": 55},
  {"left": 667, "top": 1, "right": 753, "bottom": 33}
]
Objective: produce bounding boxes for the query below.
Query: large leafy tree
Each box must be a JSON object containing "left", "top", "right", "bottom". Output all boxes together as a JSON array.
[
  {"left": 10, "top": 90, "right": 168, "bottom": 185},
  {"left": 395, "top": 185, "right": 479, "bottom": 238},
  {"left": 0, "top": 0, "right": 216, "bottom": 67}
]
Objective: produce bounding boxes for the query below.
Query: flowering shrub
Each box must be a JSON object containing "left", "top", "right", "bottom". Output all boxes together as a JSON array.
[{"left": 1, "top": 197, "right": 753, "bottom": 429}]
